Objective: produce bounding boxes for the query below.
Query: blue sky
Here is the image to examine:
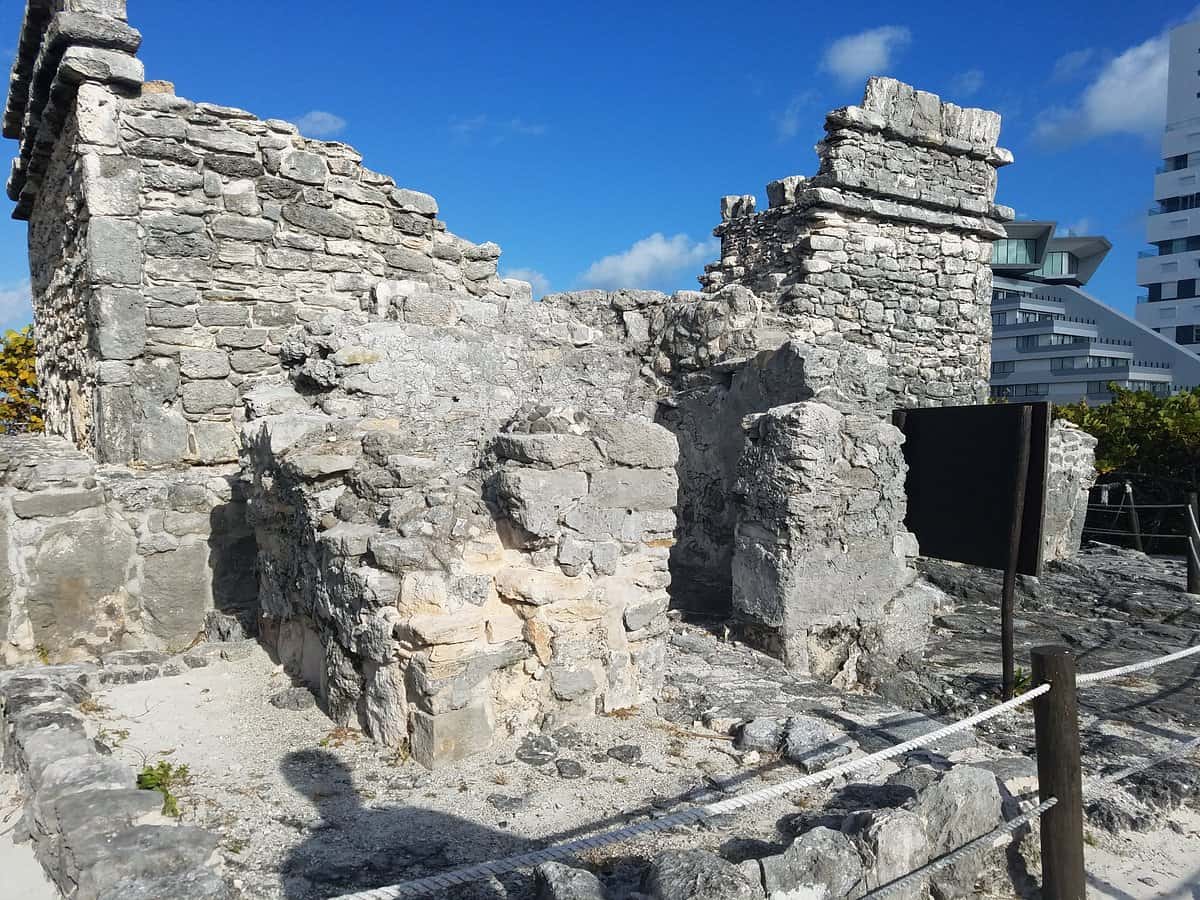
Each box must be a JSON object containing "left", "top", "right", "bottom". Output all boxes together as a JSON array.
[{"left": 0, "top": 0, "right": 1195, "bottom": 329}]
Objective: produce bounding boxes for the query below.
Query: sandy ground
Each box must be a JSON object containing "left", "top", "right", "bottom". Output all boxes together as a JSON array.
[
  {"left": 1084, "top": 807, "right": 1200, "bottom": 898},
  {"left": 75, "top": 635, "right": 1200, "bottom": 899},
  {"left": 0, "top": 775, "right": 61, "bottom": 900},
  {"left": 93, "top": 645, "right": 850, "bottom": 899}
]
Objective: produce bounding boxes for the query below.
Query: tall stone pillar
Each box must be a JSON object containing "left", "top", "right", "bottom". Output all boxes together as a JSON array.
[{"left": 703, "top": 77, "right": 1014, "bottom": 408}]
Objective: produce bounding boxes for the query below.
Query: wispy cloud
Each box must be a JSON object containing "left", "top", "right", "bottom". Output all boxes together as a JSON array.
[
  {"left": 503, "top": 267, "right": 551, "bottom": 299},
  {"left": 1051, "top": 48, "right": 1096, "bottom": 82},
  {"left": 821, "top": 26, "right": 911, "bottom": 87},
  {"left": 950, "top": 69, "right": 984, "bottom": 98},
  {"left": 450, "top": 115, "right": 548, "bottom": 145},
  {"left": 774, "top": 91, "right": 818, "bottom": 141},
  {"left": 1034, "top": 8, "right": 1200, "bottom": 146},
  {"left": 1034, "top": 35, "right": 1167, "bottom": 145},
  {"left": 580, "top": 233, "right": 717, "bottom": 291},
  {"left": 0, "top": 280, "right": 32, "bottom": 330},
  {"left": 295, "top": 110, "right": 347, "bottom": 139},
  {"left": 1056, "top": 218, "right": 1093, "bottom": 236}
]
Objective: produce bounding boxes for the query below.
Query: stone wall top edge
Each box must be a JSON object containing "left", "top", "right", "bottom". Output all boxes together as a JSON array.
[
  {"left": 714, "top": 184, "right": 1011, "bottom": 240},
  {"left": 851, "top": 76, "right": 1004, "bottom": 153}
]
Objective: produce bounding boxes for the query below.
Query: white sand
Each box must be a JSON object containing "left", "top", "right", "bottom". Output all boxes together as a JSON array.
[
  {"left": 0, "top": 775, "right": 60, "bottom": 900},
  {"left": 1084, "top": 807, "right": 1200, "bottom": 898}
]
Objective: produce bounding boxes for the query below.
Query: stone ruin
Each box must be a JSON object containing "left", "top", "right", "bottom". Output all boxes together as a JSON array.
[{"left": 0, "top": 0, "right": 1095, "bottom": 767}]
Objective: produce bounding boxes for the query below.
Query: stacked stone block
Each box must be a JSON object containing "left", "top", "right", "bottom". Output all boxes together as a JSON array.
[
  {"left": 0, "top": 435, "right": 254, "bottom": 665},
  {"left": 1043, "top": 420, "right": 1099, "bottom": 562},
  {"left": 731, "top": 402, "right": 925, "bottom": 680},
  {"left": 703, "top": 77, "right": 1014, "bottom": 409},
  {"left": 237, "top": 282, "right": 673, "bottom": 764}
]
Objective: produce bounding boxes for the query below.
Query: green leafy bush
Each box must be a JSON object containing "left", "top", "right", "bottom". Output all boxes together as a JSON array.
[{"left": 1054, "top": 384, "right": 1200, "bottom": 499}]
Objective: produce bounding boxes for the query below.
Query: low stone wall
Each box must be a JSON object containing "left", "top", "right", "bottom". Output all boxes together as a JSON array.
[
  {"left": 0, "top": 655, "right": 227, "bottom": 899},
  {"left": 1043, "top": 419, "right": 1098, "bottom": 562},
  {"left": 0, "top": 435, "right": 255, "bottom": 665}
]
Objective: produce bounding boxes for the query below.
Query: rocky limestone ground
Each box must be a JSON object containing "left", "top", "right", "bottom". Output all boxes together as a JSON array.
[
  {"left": 6, "top": 543, "right": 1195, "bottom": 900},
  {"left": 86, "top": 627, "right": 1038, "bottom": 900}
]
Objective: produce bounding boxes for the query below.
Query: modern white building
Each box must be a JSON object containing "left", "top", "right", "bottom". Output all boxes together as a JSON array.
[
  {"left": 1136, "top": 19, "right": 1200, "bottom": 346},
  {"left": 991, "top": 222, "right": 1200, "bottom": 404}
]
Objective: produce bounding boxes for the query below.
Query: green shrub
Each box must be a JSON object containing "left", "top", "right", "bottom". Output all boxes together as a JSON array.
[{"left": 137, "top": 761, "right": 191, "bottom": 818}]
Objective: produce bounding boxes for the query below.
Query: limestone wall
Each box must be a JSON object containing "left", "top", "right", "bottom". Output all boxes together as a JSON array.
[
  {"left": 235, "top": 284, "right": 675, "bottom": 764},
  {"left": 1043, "top": 419, "right": 1098, "bottom": 562},
  {"left": 0, "top": 435, "right": 254, "bottom": 665},
  {"left": 703, "top": 78, "right": 1013, "bottom": 409},
  {"left": 731, "top": 401, "right": 925, "bottom": 680},
  {"left": 6, "top": 0, "right": 516, "bottom": 465}
]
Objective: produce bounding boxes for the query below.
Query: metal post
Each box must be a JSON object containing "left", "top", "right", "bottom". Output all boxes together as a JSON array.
[
  {"left": 1187, "top": 492, "right": 1200, "bottom": 595},
  {"left": 1031, "top": 645, "right": 1086, "bottom": 900},
  {"left": 1125, "top": 483, "right": 1144, "bottom": 553},
  {"left": 1002, "top": 406, "right": 1033, "bottom": 700}
]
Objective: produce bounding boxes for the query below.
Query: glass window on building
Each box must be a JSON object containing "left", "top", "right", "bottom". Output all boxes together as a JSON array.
[
  {"left": 1180, "top": 278, "right": 1197, "bottom": 299},
  {"left": 1037, "top": 251, "right": 1078, "bottom": 278},
  {"left": 990, "top": 386, "right": 1012, "bottom": 399},
  {"left": 991, "top": 312, "right": 1007, "bottom": 326},
  {"left": 1178, "top": 324, "right": 1199, "bottom": 344},
  {"left": 990, "top": 239, "right": 1037, "bottom": 265},
  {"left": 991, "top": 361, "right": 1014, "bottom": 375}
]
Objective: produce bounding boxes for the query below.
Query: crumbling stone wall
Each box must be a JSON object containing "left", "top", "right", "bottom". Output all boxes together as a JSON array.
[
  {"left": 6, "top": 1, "right": 508, "bottom": 466},
  {"left": 1043, "top": 420, "right": 1098, "bottom": 562},
  {"left": 703, "top": 79, "right": 1013, "bottom": 409},
  {"left": 0, "top": 386, "right": 260, "bottom": 671},
  {"left": 3, "top": 0, "right": 1063, "bottom": 772},
  {"left": 236, "top": 288, "right": 675, "bottom": 764},
  {"left": 0, "top": 435, "right": 254, "bottom": 665}
]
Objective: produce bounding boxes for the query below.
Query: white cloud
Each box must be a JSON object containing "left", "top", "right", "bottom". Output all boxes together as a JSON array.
[
  {"left": 1055, "top": 218, "right": 1093, "bottom": 236},
  {"left": 1051, "top": 48, "right": 1096, "bottom": 82},
  {"left": 503, "top": 267, "right": 551, "bottom": 298},
  {"left": 821, "top": 26, "right": 911, "bottom": 87},
  {"left": 450, "top": 115, "right": 548, "bottom": 144},
  {"left": 950, "top": 69, "right": 984, "bottom": 98},
  {"left": 580, "top": 233, "right": 717, "bottom": 290},
  {"left": 774, "top": 91, "right": 817, "bottom": 141},
  {"left": 0, "top": 280, "right": 32, "bottom": 330},
  {"left": 1034, "top": 32, "right": 1168, "bottom": 145},
  {"left": 295, "top": 110, "right": 347, "bottom": 138}
]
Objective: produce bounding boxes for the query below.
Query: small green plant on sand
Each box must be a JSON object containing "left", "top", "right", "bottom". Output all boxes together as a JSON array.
[
  {"left": 137, "top": 761, "right": 191, "bottom": 818},
  {"left": 1013, "top": 667, "right": 1032, "bottom": 696},
  {"left": 34, "top": 644, "right": 49, "bottom": 665}
]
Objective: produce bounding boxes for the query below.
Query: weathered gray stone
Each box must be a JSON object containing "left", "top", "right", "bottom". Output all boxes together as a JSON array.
[
  {"left": 761, "top": 827, "right": 864, "bottom": 898},
  {"left": 914, "top": 766, "right": 1003, "bottom": 899},
  {"left": 644, "top": 849, "right": 762, "bottom": 900},
  {"left": 589, "top": 469, "right": 678, "bottom": 510},
  {"left": 87, "top": 218, "right": 142, "bottom": 285},
  {"left": 141, "top": 541, "right": 212, "bottom": 644},
  {"left": 535, "top": 862, "right": 605, "bottom": 900},
  {"left": 409, "top": 697, "right": 495, "bottom": 767}
]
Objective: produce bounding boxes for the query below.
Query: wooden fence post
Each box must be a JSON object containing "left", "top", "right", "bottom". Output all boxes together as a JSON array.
[
  {"left": 1125, "top": 483, "right": 1143, "bottom": 553},
  {"left": 1187, "top": 491, "right": 1200, "bottom": 595},
  {"left": 1032, "top": 645, "right": 1086, "bottom": 900}
]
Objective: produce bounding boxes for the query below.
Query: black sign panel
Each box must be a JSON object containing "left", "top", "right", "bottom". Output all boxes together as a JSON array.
[{"left": 893, "top": 402, "right": 1050, "bottom": 576}]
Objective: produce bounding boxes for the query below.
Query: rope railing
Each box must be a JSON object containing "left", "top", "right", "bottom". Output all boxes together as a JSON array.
[
  {"left": 329, "top": 638, "right": 1200, "bottom": 900},
  {"left": 1077, "top": 642, "right": 1200, "bottom": 684},
  {"left": 328, "top": 688, "right": 1049, "bottom": 899}
]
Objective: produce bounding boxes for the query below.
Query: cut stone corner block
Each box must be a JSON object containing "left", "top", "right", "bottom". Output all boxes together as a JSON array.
[
  {"left": 409, "top": 697, "right": 496, "bottom": 768},
  {"left": 730, "top": 399, "right": 924, "bottom": 680}
]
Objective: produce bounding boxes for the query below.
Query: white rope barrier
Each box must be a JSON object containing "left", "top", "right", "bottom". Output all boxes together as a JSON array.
[
  {"left": 329, "top": 686, "right": 1049, "bottom": 900},
  {"left": 1077, "top": 643, "right": 1200, "bottom": 684},
  {"left": 861, "top": 797, "right": 1058, "bottom": 899}
]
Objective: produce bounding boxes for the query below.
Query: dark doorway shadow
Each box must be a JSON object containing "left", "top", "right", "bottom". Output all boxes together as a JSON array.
[{"left": 207, "top": 472, "right": 260, "bottom": 638}]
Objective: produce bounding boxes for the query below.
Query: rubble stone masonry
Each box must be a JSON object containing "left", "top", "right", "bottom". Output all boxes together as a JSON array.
[{"left": 0, "top": 0, "right": 1097, "bottom": 771}]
